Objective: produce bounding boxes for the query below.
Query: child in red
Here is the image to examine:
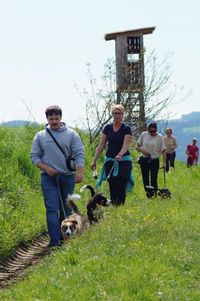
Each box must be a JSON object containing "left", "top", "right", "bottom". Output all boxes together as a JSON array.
[{"left": 186, "top": 138, "right": 199, "bottom": 167}]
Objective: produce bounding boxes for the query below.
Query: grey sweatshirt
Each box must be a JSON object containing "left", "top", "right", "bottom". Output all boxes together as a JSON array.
[{"left": 31, "top": 123, "right": 84, "bottom": 175}]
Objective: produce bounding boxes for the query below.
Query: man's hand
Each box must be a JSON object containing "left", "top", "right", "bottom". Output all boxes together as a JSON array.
[
  {"left": 36, "top": 161, "right": 57, "bottom": 176},
  {"left": 45, "top": 166, "right": 58, "bottom": 176},
  {"left": 75, "top": 167, "right": 84, "bottom": 183}
]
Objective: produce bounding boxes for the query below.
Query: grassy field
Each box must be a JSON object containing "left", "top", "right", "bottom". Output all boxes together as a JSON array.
[{"left": 0, "top": 126, "right": 200, "bottom": 300}]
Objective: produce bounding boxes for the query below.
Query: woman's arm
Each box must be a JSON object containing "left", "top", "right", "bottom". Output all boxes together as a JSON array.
[
  {"left": 91, "top": 133, "right": 107, "bottom": 169},
  {"left": 171, "top": 137, "right": 177, "bottom": 151},
  {"left": 135, "top": 143, "right": 150, "bottom": 157},
  {"left": 116, "top": 134, "right": 132, "bottom": 160}
]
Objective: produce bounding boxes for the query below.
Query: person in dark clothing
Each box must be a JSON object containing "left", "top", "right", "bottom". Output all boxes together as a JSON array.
[
  {"left": 91, "top": 104, "right": 134, "bottom": 206},
  {"left": 136, "top": 123, "right": 166, "bottom": 198}
]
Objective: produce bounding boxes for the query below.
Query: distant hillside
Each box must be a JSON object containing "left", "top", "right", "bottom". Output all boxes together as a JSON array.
[
  {"left": 157, "top": 111, "right": 200, "bottom": 162},
  {"left": 0, "top": 120, "right": 38, "bottom": 127},
  {"left": 1, "top": 113, "right": 200, "bottom": 162}
]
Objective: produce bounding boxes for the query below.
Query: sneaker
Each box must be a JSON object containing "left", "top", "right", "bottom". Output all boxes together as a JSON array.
[
  {"left": 146, "top": 191, "right": 157, "bottom": 199},
  {"left": 48, "top": 241, "right": 62, "bottom": 249}
]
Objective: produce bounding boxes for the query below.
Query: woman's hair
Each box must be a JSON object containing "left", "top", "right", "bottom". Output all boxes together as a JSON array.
[
  {"left": 45, "top": 105, "right": 62, "bottom": 117},
  {"left": 165, "top": 128, "right": 172, "bottom": 134},
  {"left": 111, "top": 104, "right": 125, "bottom": 114}
]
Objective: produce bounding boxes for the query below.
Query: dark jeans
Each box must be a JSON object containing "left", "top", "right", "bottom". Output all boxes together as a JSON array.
[
  {"left": 140, "top": 158, "right": 159, "bottom": 192},
  {"left": 166, "top": 152, "right": 176, "bottom": 172},
  {"left": 41, "top": 173, "right": 75, "bottom": 246},
  {"left": 105, "top": 161, "right": 132, "bottom": 206}
]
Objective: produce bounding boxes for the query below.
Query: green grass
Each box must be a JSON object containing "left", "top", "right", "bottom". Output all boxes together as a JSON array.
[
  {"left": 0, "top": 126, "right": 46, "bottom": 258},
  {"left": 0, "top": 126, "right": 200, "bottom": 300}
]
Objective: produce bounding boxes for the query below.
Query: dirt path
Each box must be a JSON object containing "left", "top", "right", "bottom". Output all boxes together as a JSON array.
[{"left": 0, "top": 232, "right": 50, "bottom": 289}]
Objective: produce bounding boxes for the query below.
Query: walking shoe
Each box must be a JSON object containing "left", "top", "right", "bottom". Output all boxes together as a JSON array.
[{"left": 48, "top": 241, "right": 62, "bottom": 249}]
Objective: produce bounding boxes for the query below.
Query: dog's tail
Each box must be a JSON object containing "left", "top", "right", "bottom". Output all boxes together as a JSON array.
[
  {"left": 80, "top": 184, "right": 95, "bottom": 197},
  {"left": 66, "top": 194, "right": 81, "bottom": 215}
]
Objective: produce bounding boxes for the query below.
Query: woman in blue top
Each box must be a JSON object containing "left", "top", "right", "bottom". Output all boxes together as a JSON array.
[{"left": 91, "top": 104, "right": 133, "bottom": 206}]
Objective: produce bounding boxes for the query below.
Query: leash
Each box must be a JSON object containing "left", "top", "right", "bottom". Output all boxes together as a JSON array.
[
  {"left": 159, "top": 166, "right": 167, "bottom": 188},
  {"left": 99, "top": 161, "right": 117, "bottom": 194},
  {"left": 56, "top": 175, "right": 67, "bottom": 219},
  {"left": 163, "top": 168, "right": 167, "bottom": 188}
]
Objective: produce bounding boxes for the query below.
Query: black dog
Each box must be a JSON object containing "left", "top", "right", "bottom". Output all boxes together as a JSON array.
[
  {"left": 157, "top": 188, "right": 172, "bottom": 199},
  {"left": 145, "top": 185, "right": 172, "bottom": 199},
  {"left": 80, "top": 185, "right": 111, "bottom": 224}
]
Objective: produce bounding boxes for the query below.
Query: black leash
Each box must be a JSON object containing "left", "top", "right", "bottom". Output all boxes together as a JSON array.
[
  {"left": 56, "top": 175, "right": 67, "bottom": 219},
  {"left": 159, "top": 166, "right": 167, "bottom": 188},
  {"left": 163, "top": 167, "right": 167, "bottom": 188},
  {"left": 158, "top": 166, "right": 172, "bottom": 198}
]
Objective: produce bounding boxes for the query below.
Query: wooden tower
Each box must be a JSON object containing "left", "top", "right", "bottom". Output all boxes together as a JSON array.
[{"left": 105, "top": 27, "right": 155, "bottom": 133}]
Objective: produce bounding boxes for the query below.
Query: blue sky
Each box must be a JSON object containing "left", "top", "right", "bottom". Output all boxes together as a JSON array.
[{"left": 0, "top": 0, "right": 199, "bottom": 125}]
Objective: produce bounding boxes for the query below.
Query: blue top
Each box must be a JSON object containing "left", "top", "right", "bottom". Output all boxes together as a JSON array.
[{"left": 103, "top": 123, "right": 132, "bottom": 157}]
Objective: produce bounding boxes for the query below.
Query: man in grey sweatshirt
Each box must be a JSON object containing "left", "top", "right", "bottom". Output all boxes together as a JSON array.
[{"left": 31, "top": 105, "right": 84, "bottom": 247}]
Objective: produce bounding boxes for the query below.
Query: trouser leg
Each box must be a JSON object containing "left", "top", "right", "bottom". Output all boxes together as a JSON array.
[
  {"left": 41, "top": 173, "right": 75, "bottom": 246},
  {"left": 140, "top": 161, "right": 150, "bottom": 190},
  {"left": 166, "top": 153, "right": 170, "bottom": 172},
  {"left": 57, "top": 174, "right": 75, "bottom": 222},
  {"left": 105, "top": 160, "right": 132, "bottom": 206},
  {"left": 150, "top": 159, "right": 159, "bottom": 192},
  {"left": 187, "top": 156, "right": 193, "bottom": 167},
  {"left": 108, "top": 176, "right": 127, "bottom": 206},
  {"left": 170, "top": 152, "right": 176, "bottom": 168},
  {"left": 41, "top": 174, "right": 62, "bottom": 246}
]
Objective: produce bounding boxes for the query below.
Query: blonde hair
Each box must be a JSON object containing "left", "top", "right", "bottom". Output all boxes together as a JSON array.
[
  {"left": 111, "top": 104, "right": 125, "bottom": 114},
  {"left": 165, "top": 128, "right": 172, "bottom": 134}
]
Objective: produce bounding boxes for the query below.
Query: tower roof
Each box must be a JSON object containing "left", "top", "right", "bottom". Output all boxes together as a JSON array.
[{"left": 104, "top": 26, "right": 155, "bottom": 41}]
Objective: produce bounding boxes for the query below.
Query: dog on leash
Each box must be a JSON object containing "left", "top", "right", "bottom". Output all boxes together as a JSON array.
[
  {"left": 158, "top": 188, "right": 172, "bottom": 199},
  {"left": 80, "top": 184, "right": 111, "bottom": 224},
  {"left": 61, "top": 194, "right": 87, "bottom": 241}
]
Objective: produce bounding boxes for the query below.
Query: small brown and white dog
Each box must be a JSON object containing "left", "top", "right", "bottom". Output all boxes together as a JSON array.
[
  {"left": 80, "top": 184, "right": 111, "bottom": 224},
  {"left": 61, "top": 194, "right": 87, "bottom": 241}
]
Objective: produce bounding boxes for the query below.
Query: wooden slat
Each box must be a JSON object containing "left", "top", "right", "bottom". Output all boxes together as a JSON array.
[{"left": 104, "top": 26, "right": 155, "bottom": 41}]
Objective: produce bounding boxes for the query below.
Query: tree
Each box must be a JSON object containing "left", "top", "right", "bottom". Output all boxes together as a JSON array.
[
  {"left": 76, "top": 51, "right": 189, "bottom": 144},
  {"left": 75, "top": 59, "right": 115, "bottom": 144}
]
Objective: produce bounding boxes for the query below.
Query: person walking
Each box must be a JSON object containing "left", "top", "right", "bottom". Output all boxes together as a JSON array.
[
  {"left": 136, "top": 122, "right": 166, "bottom": 198},
  {"left": 91, "top": 104, "right": 134, "bottom": 206},
  {"left": 164, "top": 128, "right": 177, "bottom": 173},
  {"left": 31, "top": 105, "right": 84, "bottom": 247},
  {"left": 186, "top": 138, "right": 199, "bottom": 167}
]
